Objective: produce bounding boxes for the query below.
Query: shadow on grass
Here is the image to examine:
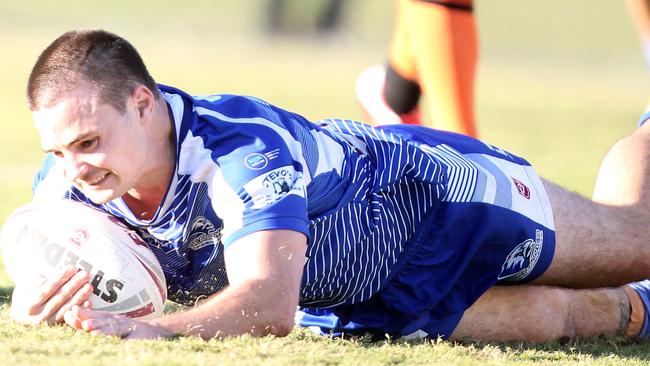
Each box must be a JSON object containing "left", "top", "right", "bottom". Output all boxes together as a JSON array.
[{"left": 0, "top": 286, "right": 13, "bottom": 306}]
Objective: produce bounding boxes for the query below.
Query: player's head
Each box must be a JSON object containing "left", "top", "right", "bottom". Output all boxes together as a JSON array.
[
  {"left": 27, "top": 29, "right": 160, "bottom": 113},
  {"left": 28, "top": 30, "right": 171, "bottom": 205}
]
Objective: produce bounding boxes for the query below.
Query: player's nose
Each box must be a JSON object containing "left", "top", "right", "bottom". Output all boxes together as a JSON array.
[{"left": 62, "top": 154, "right": 90, "bottom": 182}]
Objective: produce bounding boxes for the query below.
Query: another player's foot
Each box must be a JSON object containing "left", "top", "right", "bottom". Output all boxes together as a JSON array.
[
  {"left": 355, "top": 65, "right": 420, "bottom": 126},
  {"left": 624, "top": 280, "right": 650, "bottom": 337}
]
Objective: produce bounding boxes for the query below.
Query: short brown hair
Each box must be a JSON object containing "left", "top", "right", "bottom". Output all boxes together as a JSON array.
[{"left": 27, "top": 30, "right": 160, "bottom": 112}]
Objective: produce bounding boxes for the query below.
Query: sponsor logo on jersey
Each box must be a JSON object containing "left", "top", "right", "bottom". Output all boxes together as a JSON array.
[
  {"left": 244, "top": 149, "right": 281, "bottom": 170},
  {"left": 244, "top": 153, "right": 268, "bottom": 170},
  {"left": 498, "top": 229, "right": 543, "bottom": 282},
  {"left": 187, "top": 216, "right": 222, "bottom": 251},
  {"left": 512, "top": 177, "right": 531, "bottom": 199},
  {"left": 243, "top": 165, "right": 305, "bottom": 208}
]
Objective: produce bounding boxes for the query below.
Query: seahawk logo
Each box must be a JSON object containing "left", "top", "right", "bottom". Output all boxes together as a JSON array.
[
  {"left": 498, "top": 229, "right": 543, "bottom": 282},
  {"left": 187, "top": 216, "right": 222, "bottom": 251}
]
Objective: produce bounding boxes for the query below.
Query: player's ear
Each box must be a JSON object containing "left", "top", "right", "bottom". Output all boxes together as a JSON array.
[{"left": 131, "top": 84, "right": 155, "bottom": 120}]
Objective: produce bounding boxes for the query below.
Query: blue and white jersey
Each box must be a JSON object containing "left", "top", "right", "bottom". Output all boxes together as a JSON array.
[{"left": 34, "top": 85, "right": 555, "bottom": 336}]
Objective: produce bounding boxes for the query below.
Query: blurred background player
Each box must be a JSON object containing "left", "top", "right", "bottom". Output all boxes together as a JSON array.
[
  {"left": 265, "top": 0, "right": 345, "bottom": 36},
  {"left": 355, "top": 0, "right": 478, "bottom": 137}
]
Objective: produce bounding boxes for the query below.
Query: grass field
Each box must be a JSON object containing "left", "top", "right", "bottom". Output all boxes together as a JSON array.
[{"left": 1, "top": 0, "right": 649, "bottom": 364}]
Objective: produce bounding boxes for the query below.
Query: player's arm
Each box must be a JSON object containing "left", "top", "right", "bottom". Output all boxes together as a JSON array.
[
  {"left": 150, "top": 228, "right": 307, "bottom": 338},
  {"left": 64, "top": 229, "right": 307, "bottom": 339}
]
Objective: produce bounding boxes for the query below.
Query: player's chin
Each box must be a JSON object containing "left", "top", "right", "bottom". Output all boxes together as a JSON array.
[{"left": 82, "top": 189, "right": 120, "bottom": 205}]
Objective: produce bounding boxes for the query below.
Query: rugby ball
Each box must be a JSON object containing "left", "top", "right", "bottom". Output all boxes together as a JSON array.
[{"left": 0, "top": 200, "right": 166, "bottom": 319}]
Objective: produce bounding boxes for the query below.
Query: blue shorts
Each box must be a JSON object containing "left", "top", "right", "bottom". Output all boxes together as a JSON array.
[{"left": 297, "top": 127, "right": 556, "bottom": 339}]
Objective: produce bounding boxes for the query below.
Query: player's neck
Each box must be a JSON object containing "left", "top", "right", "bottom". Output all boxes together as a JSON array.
[
  {"left": 122, "top": 189, "right": 165, "bottom": 220},
  {"left": 123, "top": 98, "right": 176, "bottom": 221}
]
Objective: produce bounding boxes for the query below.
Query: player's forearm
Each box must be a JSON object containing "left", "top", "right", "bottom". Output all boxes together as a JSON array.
[{"left": 146, "top": 279, "right": 298, "bottom": 339}]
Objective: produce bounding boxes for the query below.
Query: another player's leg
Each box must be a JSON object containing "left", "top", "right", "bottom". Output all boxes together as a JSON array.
[
  {"left": 356, "top": 0, "right": 422, "bottom": 126},
  {"left": 625, "top": 0, "right": 650, "bottom": 69},
  {"left": 451, "top": 284, "right": 635, "bottom": 343},
  {"left": 534, "top": 122, "right": 650, "bottom": 288},
  {"left": 404, "top": 0, "right": 478, "bottom": 137},
  {"left": 592, "top": 117, "right": 650, "bottom": 206}
]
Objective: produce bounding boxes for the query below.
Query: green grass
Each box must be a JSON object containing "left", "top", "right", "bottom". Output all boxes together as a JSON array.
[{"left": 1, "top": 0, "right": 649, "bottom": 364}]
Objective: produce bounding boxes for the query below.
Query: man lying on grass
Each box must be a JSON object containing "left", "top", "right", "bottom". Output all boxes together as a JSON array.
[{"left": 11, "top": 29, "right": 650, "bottom": 342}]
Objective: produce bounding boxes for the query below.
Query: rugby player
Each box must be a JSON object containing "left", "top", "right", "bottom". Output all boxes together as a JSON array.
[{"left": 11, "top": 29, "right": 650, "bottom": 342}]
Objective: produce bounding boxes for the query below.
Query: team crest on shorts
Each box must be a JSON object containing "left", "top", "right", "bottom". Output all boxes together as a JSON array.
[{"left": 498, "top": 229, "right": 543, "bottom": 282}]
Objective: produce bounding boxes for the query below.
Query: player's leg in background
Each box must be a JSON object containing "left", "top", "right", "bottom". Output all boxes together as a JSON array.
[
  {"left": 404, "top": 0, "right": 478, "bottom": 137},
  {"left": 626, "top": 0, "right": 650, "bottom": 69},
  {"left": 356, "top": 0, "right": 422, "bottom": 126},
  {"left": 384, "top": 0, "right": 423, "bottom": 124},
  {"left": 532, "top": 122, "right": 650, "bottom": 288},
  {"left": 450, "top": 284, "right": 637, "bottom": 343}
]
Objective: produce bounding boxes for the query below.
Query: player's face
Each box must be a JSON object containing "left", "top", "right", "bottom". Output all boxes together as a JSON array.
[{"left": 33, "top": 87, "right": 152, "bottom": 204}]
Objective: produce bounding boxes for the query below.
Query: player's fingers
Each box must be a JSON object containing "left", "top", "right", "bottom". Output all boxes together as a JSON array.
[
  {"left": 12, "top": 267, "right": 78, "bottom": 323},
  {"left": 71, "top": 304, "right": 103, "bottom": 321},
  {"left": 53, "top": 282, "right": 94, "bottom": 322},
  {"left": 40, "top": 270, "right": 90, "bottom": 324},
  {"left": 83, "top": 315, "right": 133, "bottom": 337},
  {"left": 71, "top": 306, "right": 115, "bottom": 330},
  {"left": 63, "top": 306, "right": 84, "bottom": 330},
  {"left": 34, "top": 266, "right": 79, "bottom": 306},
  {"left": 66, "top": 306, "right": 111, "bottom": 334}
]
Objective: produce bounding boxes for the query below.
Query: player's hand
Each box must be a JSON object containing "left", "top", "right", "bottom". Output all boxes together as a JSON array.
[
  {"left": 63, "top": 305, "right": 178, "bottom": 340},
  {"left": 10, "top": 266, "right": 94, "bottom": 325}
]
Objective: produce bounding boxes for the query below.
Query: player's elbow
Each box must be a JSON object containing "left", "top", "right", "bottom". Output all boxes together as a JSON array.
[
  {"left": 260, "top": 303, "right": 296, "bottom": 337},
  {"left": 266, "top": 317, "right": 294, "bottom": 337}
]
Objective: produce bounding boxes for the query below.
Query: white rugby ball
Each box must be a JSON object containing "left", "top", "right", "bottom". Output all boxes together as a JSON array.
[{"left": 0, "top": 200, "right": 166, "bottom": 319}]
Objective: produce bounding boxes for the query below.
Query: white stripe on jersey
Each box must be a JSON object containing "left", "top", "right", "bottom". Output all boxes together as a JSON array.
[
  {"left": 164, "top": 92, "right": 185, "bottom": 143},
  {"left": 421, "top": 144, "right": 477, "bottom": 202},
  {"left": 194, "top": 106, "right": 347, "bottom": 184},
  {"left": 416, "top": 144, "right": 554, "bottom": 231},
  {"left": 467, "top": 154, "right": 555, "bottom": 230},
  {"left": 194, "top": 106, "right": 342, "bottom": 187},
  {"left": 177, "top": 130, "right": 246, "bottom": 238}
]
